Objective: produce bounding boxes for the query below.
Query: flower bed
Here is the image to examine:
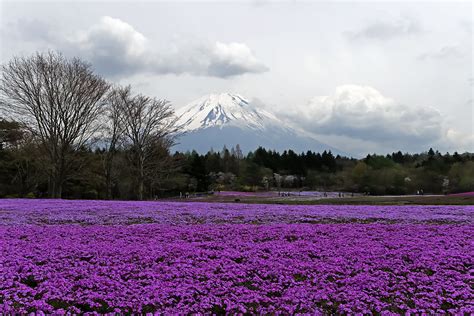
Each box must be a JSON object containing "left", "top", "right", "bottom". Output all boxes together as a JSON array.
[
  {"left": 449, "top": 191, "right": 474, "bottom": 197},
  {"left": 0, "top": 199, "right": 473, "bottom": 314},
  {"left": 0, "top": 199, "right": 472, "bottom": 225}
]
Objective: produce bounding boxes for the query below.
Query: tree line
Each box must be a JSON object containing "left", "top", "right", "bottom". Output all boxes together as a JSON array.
[
  {"left": 1, "top": 52, "right": 473, "bottom": 199},
  {"left": 1, "top": 118, "right": 473, "bottom": 198},
  {"left": 0, "top": 52, "right": 178, "bottom": 199},
  {"left": 177, "top": 146, "right": 474, "bottom": 196}
]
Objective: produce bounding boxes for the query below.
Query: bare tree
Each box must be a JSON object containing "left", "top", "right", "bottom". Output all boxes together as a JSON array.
[
  {"left": 0, "top": 51, "right": 110, "bottom": 198},
  {"left": 120, "top": 91, "right": 178, "bottom": 200},
  {"left": 100, "top": 85, "right": 129, "bottom": 199}
]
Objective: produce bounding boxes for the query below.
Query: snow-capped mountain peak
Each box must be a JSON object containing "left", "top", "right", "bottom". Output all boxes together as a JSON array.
[
  {"left": 174, "top": 92, "right": 344, "bottom": 155},
  {"left": 176, "top": 93, "right": 284, "bottom": 132}
]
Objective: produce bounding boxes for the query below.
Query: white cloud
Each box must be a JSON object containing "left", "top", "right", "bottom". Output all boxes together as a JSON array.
[
  {"left": 417, "top": 45, "right": 465, "bottom": 61},
  {"left": 208, "top": 42, "right": 269, "bottom": 77},
  {"left": 284, "top": 85, "right": 471, "bottom": 153},
  {"left": 77, "top": 16, "right": 148, "bottom": 57},
  {"left": 66, "top": 16, "right": 148, "bottom": 76},
  {"left": 294, "top": 85, "right": 442, "bottom": 141},
  {"left": 445, "top": 128, "right": 474, "bottom": 152},
  {"left": 6, "top": 18, "right": 57, "bottom": 43},
  {"left": 66, "top": 16, "right": 268, "bottom": 78},
  {"left": 347, "top": 16, "right": 421, "bottom": 41}
]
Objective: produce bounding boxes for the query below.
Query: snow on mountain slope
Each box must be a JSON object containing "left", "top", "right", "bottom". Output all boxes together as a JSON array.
[
  {"left": 174, "top": 93, "right": 344, "bottom": 154},
  {"left": 176, "top": 93, "right": 291, "bottom": 132}
]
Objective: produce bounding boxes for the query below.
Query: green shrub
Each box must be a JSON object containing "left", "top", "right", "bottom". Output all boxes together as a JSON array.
[
  {"left": 4, "top": 194, "right": 19, "bottom": 198},
  {"left": 25, "top": 192, "right": 36, "bottom": 198}
]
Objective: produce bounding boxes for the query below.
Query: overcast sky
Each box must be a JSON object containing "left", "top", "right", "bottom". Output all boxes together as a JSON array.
[{"left": 0, "top": 0, "right": 472, "bottom": 155}]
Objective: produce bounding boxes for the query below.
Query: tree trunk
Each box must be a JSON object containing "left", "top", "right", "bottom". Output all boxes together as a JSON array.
[
  {"left": 105, "top": 155, "right": 113, "bottom": 200},
  {"left": 138, "top": 155, "right": 145, "bottom": 200},
  {"left": 48, "top": 174, "right": 54, "bottom": 198},
  {"left": 49, "top": 176, "right": 62, "bottom": 198},
  {"left": 105, "top": 172, "right": 112, "bottom": 199},
  {"left": 55, "top": 180, "right": 62, "bottom": 199},
  {"left": 50, "top": 170, "right": 63, "bottom": 198},
  {"left": 138, "top": 177, "right": 144, "bottom": 200}
]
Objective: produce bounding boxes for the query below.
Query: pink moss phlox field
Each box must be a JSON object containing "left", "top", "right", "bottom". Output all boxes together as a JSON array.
[
  {"left": 0, "top": 199, "right": 472, "bottom": 225},
  {"left": 449, "top": 191, "right": 474, "bottom": 197},
  {"left": 0, "top": 199, "right": 473, "bottom": 314}
]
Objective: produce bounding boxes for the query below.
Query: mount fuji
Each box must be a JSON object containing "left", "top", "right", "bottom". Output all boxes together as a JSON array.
[{"left": 173, "top": 93, "right": 341, "bottom": 154}]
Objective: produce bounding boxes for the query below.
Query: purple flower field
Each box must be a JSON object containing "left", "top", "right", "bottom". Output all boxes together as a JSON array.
[
  {"left": 1, "top": 199, "right": 473, "bottom": 314},
  {"left": 449, "top": 191, "right": 474, "bottom": 197},
  {"left": 0, "top": 199, "right": 472, "bottom": 225}
]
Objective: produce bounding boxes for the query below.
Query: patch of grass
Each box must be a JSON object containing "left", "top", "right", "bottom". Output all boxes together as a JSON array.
[{"left": 183, "top": 194, "right": 474, "bottom": 205}]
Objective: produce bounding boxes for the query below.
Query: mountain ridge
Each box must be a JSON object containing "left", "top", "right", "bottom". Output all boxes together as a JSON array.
[{"left": 173, "top": 93, "right": 344, "bottom": 155}]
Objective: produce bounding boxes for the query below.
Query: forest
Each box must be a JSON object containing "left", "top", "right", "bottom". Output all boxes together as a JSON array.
[{"left": 1, "top": 119, "right": 473, "bottom": 199}]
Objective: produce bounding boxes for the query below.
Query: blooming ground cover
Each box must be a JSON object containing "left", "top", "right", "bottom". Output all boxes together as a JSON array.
[
  {"left": 0, "top": 199, "right": 472, "bottom": 225},
  {"left": 0, "top": 199, "right": 473, "bottom": 314},
  {"left": 449, "top": 191, "right": 474, "bottom": 197}
]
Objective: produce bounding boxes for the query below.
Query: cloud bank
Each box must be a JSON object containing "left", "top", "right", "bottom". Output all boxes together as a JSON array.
[
  {"left": 68, "top": 16, "right": 268, "bottom": 78},
  {"left": 284, "top": 85, "right": 471, "bottom": 153}
]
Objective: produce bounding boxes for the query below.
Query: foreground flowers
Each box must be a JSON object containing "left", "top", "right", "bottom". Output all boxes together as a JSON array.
[{"left": 0, "top": 200, "right": 473, "bottom": 314}]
